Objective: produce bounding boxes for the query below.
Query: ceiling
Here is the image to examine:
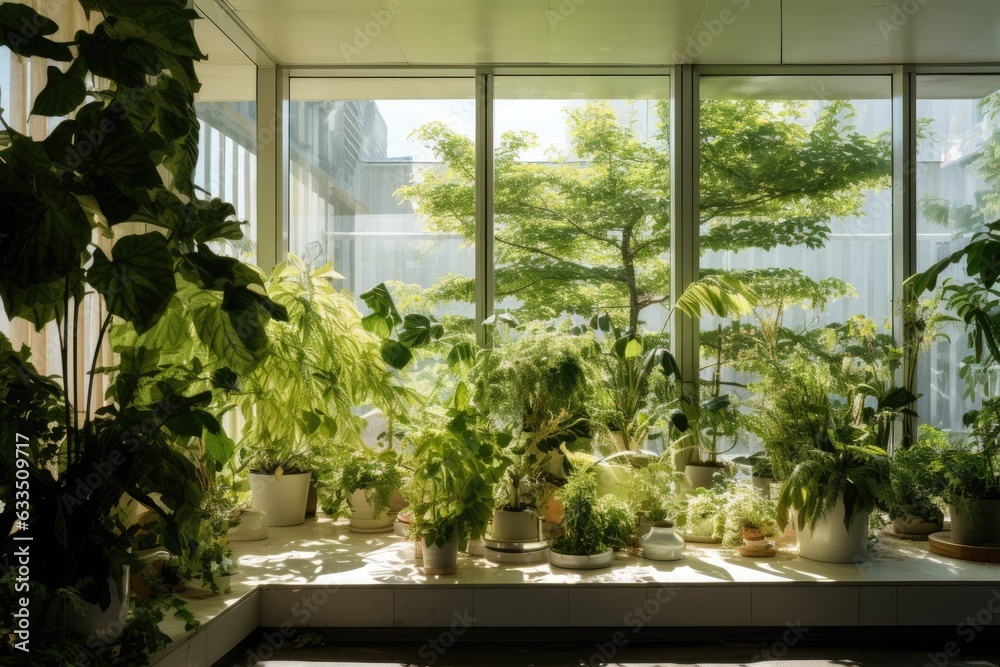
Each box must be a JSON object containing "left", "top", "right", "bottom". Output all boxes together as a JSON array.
[{"left": 211, "top": 0, "right": 1000, "bottom": 67}]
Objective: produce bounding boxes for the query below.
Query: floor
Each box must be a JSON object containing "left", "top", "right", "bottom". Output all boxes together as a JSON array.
[{"left": 224, "top": 640, "right": 1000, "bottom": 666}]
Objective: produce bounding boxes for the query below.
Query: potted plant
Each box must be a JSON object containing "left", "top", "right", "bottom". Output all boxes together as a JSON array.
[
  {"left": 0, "top": 1, "right": 284, "bottom": 660},
  {"left": 235, "top": 258, "right": 397, "bottom": 527},
  {"left": 405, "top": 388, "right": 509, "bottom": 574},
  {"left": 932, "top": 402, "right": 1000, "bottom": 545},
  {"left": 493, "top": 420, "right": 572, "bottom": 542},
  {"left": 681, "top": 485, "right": 728, "bottom": 543},
  {"left": 733, "top": 451, "right": 776, "bottom": 498},
  {"left": 676, "top": 326, "right": 741, "bottom": 488},
  {"left": 621, "top": 457, "right": 687, "bottom": 560},
  {"left": 887, "top": 426, "right": 948, "bottom": 535},
  {"left": 548, "top": 469, "right": 634, "bottom": 569},
  {"left": 905, "top": 218, "right": 1000, "bottom": 545},
  {"left": 329, "top": 448, "right": 403, "bottom": 533},
  {"left": 720, "top": 485, "right": 779, "bottom": 556},
  {"left": 777, "top": 442, "right": 889, "bottom": 563}
]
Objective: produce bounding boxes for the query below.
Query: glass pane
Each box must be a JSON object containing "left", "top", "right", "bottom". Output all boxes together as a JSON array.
[
  {"left": 916, "top": 75, "right": 1000, "bottom": 432},
  {"left": 492, "top": 76, "right": 670, "bottom": 330},
  {"left": 288, "top": 78, "right": 476, "bottom": 324},
  {"left": 699, "top": 76, "right": 893, "bottom": 462},
  {"left": 193, "top": 18, "right": 257, "bottom": 262}
]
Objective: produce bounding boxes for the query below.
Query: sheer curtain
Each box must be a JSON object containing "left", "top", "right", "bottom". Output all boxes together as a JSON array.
[{"left": 1, "top": 1, "right": 111, "bottom": 420}]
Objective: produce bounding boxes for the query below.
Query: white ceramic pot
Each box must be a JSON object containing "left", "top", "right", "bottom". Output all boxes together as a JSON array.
[
  {"left": 548, "top": 549, "right": 614, "bottom": 570},
  {"left": 228, "top": 508, "right": 269, "bottom": 541},
  {"left": 348, "top": 489, "right": 394, "bottom": 532},
  {"left": 685, "top": 463, "right": 724, "bottom": 490},
  {"left": 492, "top": 509, "right": 539, "bottom": 542},
  {"left": 949, "top": 499, "right": 1000, "bottom": 546},
  {"left": 422, "top": 535, "right": 459, "bottom": 574},
  {"left": 250, "top": 471, "right": 311, "bottom": 527},
  {"left": 794, "top": 495, "right": 869, "bottom": 563},
  {"left": 65, "top": 568, "right": 130, "bottom": 644},
  {"left": 640, "top": 524, "right": 685, "bottom": 561}
]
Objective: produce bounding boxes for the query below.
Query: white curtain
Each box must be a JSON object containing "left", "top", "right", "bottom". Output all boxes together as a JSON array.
[{"left": 2, "top": 2, "right": 112, "bottom": 421}]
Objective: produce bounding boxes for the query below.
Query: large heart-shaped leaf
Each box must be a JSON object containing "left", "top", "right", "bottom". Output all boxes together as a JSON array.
[
  {"left": 203, "top": 428, "right": 236, "bottom": 465},
  {"left": 0, "top": 5, "right": 72, "bottom": 61},
  {"left": 88, "top": 232, "right": 176, "bottom": 332},
  {"left": 191, "top": 298, "right": 268, "bottom": 374},
  {"left": 31, "top": 60, "right": 88, "bottom": 117},
  {"left": 75, "top": 101, "right": 163, "bottom": 191},
  {"left": 0, "top": 180, "right": 91, "bottom": 289}
]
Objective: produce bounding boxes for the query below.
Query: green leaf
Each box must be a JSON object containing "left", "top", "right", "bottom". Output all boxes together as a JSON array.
[
  {"left": 454, "top": 381, "right": 470, "bottom": 412},
  {"left": 31, "top": 60, "right": 88, "bottom": 117},
  {"left": 75, "top": 101, "right": 163, "bottom": 191},
  {"left": 624, "top": 338, "right": 643, "bottom": 359},
  {"left": 380, "top": 340, "right": 413, "bottom": 370},
  {"left": 203, "top": 428, "right": 236, "bottom": 465},
  {"left": 88, "top": 232, "right": 177, "bottom": 333},
  {"left": 0, "top": 5, "right": 72, "bottom": 61},
  {"left": 447, "top": 341, "right": 476, "bottom": 369},
  {"left": 301, "top": 411, "right": 321, "bottom": 435},
  {"left": 191, "top": 298, "right": 267, "bottom": 374},
  {"left": 655, "top": 348, "right": 681, "bottom": 379},
  {"left": 399, "top": 313, "right": 434, "bottom": 349},
  {"left": 361, "top": 312, "right": 392, "bottom": 339},
  {"left": 211, "top": 367, "right": 239, "bottom": 392},
  {"left": 702, "top": 395, "right": 731, "bottom": 412},
  {"left": 668, "top": 409, "right": 689, "bottom": 432},
  {"left": 360, "top": 283, "right": 402, "bottom": 326}
]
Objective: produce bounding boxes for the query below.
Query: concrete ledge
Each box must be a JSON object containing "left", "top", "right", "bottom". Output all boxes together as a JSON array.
[{"left": 148, "top": 518, "right": 1000, "bottom": 665}]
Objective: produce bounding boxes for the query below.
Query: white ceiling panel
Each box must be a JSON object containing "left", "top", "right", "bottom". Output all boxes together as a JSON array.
[
  {"left": 783, "top": 0, "right": 1000, "bottom": 64},
  {"left": 194, "top": 15, "right": 256, "bottom": 101},
  {"left": 218, "top": 0, "right": 1000, "bottom": 65},
  {"left": 546, "top": 1, "right": 780, "bottom": 65},
  {"left": 389, "top": 10, "right": 550, "bottom": 63}
]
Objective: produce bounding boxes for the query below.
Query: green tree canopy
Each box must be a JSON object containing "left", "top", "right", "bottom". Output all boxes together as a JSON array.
[{"left": 399, "top": 98, "right": 891, "bottom": 331}]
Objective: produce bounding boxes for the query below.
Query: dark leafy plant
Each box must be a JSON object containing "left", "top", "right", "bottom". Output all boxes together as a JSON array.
[
  {"left": 0, "top": 1, "right": 285, "bottom": 662},
  {"left": 888, "top": 428, "right": 948, "bottom": 523}
]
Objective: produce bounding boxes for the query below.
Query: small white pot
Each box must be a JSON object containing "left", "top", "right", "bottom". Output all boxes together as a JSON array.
[
  {"left": 250, "top": 471, "right": 311, "bottom": 527},
  {"left": 492, "top": 509, "right": 539, "bottom": 542},
  {"left": 892, "top": 512, "right": 943, "bottom": 536},
  {"left": 422, "top": 535, "right": 459, "bottom": 574},
  {"left": 228, "top": 508, "right": 269, "bottom": 542},
  {"left": 640, "top": 524, "right": 685, "bottom": 561},
  {"left": 348, "top": 489, "right": 394, "bottom": 532},
  {"left": 548, "top": 549, "right": 614, "bottom": 570},
  {"left": 795, "top": 495, "right": 869, "bottom": 563},
  {"left": 684, "top": 463, "right": 724, "bottom": 490},
  {"left": 65, "top": 568, "right": 130, "bottom": 644}
]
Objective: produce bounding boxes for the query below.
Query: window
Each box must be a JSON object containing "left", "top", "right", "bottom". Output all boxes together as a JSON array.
[
  {"left": 915, "top": 75, "right": 1000, "bottom": 431},
  {"left": 192, "top": 18, "right": 258, "bottom": 262},
  {"left": 288, "top": 78, "right": 476, "bottom": 325},
  {"left": 699, "top": 76, "right": 893, "bottom": 458},
  {"left": 491, "top": 76, "right": 670, "bottom": 331}
]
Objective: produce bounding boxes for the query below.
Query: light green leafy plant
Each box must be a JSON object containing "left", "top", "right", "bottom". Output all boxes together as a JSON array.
[
  {"left": 720, "top": 485, "right": 779, "bottom": 548},
  {"left": 326, "top": 448, "right": 403, "bottom": 520},
  {"left": 550, "top": 468, "right": 634, "bottom": 556}
]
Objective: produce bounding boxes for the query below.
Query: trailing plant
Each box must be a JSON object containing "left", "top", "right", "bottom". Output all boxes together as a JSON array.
[
  {"left": 682, "top": 484, "right": 729, "bottom": 540},
  {"left": 550, "top": 468, "right": 634, "bottom": 556},
  {"left": 0, "top": 1, "right": 286, "bottom": 662},
  {"left": 720, "top": 485, "right": 778, "bottom": 548},
  {"left": 404, "top": 385, "right": 511, "bottom": 549}
]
